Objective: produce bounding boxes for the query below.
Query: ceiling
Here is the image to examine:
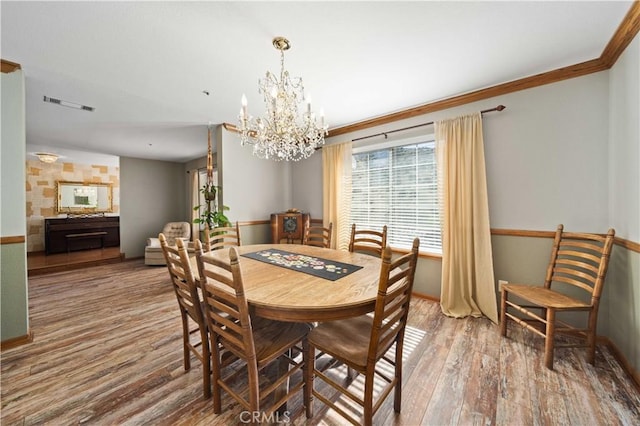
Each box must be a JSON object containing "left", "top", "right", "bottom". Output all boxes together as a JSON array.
[{"left": 1, "top": 1, "right": 633, "bottom": 164}]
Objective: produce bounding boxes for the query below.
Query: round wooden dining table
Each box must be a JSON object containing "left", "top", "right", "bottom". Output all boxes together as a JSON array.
[{"left": 200, "top": 244, "right": 382, "bottom": 322}]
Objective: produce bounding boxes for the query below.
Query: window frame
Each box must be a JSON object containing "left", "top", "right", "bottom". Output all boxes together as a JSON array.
[{"left": 351, "top": 134, "right": 442, "bottom": 256}]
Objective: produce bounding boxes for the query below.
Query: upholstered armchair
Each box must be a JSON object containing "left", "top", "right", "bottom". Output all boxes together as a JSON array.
[{"left": 145, "top": 222, "right": 191, "bottom": 265}]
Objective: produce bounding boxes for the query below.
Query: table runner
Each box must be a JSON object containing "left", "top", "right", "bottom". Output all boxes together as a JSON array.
[{"left": 241, "top": 248, "right": 363, "bottom": 281}]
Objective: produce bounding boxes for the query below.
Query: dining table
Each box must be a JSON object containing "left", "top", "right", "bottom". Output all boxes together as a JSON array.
[{"left": 199, "top": 243, "right": 383, "bottom": 322}]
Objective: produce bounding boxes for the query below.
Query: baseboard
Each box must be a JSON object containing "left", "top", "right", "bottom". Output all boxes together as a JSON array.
[
  {"left": 598, "top": 336, "right": 640, "bottom": 392},
  {"left": 412, "top": 291, "right": 440, "bottom": 303},
  {"left": 1, "top": 329, "right": 33, "bottom": 351}
]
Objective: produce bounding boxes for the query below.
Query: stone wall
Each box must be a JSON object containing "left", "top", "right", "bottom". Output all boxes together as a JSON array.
[{"left": 26, "top": 160, "right": 120, "bottom": 252}]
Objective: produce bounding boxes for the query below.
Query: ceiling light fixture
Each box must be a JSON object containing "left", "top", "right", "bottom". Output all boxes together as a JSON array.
[
  {"left": 35, "top": 152, "right": 59, "bottom": 164},
  {"left": 238, "top": 37, "right": 328, "bottom": 161}
]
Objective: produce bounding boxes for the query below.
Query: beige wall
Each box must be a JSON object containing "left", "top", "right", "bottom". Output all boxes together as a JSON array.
[{"left": 25, "top": 160, "right": 120, "bottom": 252}]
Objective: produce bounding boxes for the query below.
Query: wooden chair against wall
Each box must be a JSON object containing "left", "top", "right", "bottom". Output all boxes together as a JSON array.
[
  {"left": 194, "top": 240, "right": 313, "bottom": 417},
  {"left": 202, "top": 222, "right": 241, "bottom": 252},
  {"left": 348, "top": 223, "right": 387, "bottom": 257},
  {"left": 305, "top": 238, "right": 420, "bottom": 426},
  {"left": 159, "top": 234, "right": 211, "bottom": 399},
  {"left": 303, "top": 221, "right": 333, "bottom": 248},
  {"left": 500, "top": 224, "right": 615, "bottom": 370}
]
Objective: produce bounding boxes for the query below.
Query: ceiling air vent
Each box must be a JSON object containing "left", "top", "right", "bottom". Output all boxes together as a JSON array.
[{"left": 43, "top": 96, "right": 94, "bottom": 112}]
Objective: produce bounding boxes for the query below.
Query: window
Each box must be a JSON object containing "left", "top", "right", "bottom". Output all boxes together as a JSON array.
[{"left": 351, "top": 135, "right": 441, "bottom": 253}]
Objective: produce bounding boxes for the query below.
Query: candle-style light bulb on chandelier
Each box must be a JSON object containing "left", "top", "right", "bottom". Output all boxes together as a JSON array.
[{"left": 238, "top": 36, "right": 328, "bottom": 161}]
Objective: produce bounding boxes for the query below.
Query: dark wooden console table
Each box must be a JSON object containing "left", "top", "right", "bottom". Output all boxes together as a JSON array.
[{"left": 45, "top": 216, "right": 120, "bottom": 255}]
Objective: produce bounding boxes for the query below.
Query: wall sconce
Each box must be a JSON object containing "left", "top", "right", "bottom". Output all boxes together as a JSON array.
[{"left": 35, "top": 152, "right": 59, "bottom": 164}]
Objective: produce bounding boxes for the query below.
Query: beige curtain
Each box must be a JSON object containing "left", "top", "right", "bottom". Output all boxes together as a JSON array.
[
  {"left": 190, "top": 169, "right": 199, "bottom": 242},
  {"left": 435, "top": 113, "right": 498, "bottom": 323},
  {"left": 322, "top": 141, "right": 352, "bottom": 250}
]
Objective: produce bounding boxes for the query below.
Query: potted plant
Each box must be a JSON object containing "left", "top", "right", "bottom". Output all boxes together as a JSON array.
[{"left": 193, "top": 183, "right": 231, "bottom": 231}]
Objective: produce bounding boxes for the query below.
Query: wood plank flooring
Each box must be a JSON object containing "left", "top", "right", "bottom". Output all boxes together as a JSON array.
[
  {"left": 2, "top": 260, "right": 639, "bottom": 425},
  {"left": 27, "top": 247, "right": 124, "bottom": 276}
]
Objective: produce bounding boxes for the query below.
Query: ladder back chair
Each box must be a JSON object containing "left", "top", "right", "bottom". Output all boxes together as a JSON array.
[
  {"left": 349, "top": 224, "right": 387, "bottom": 258},
  {"left": 159, "top": 234, "right": 211, "bottom": 399},
  {"left": 303, "top": 222, "right": 333, "bottom": 248},
  {"left": 203, "top": 222, "right": 241, "bottom": 252},
  {"left": 500, "top": 224, "right": 615, "bottom": 370},
  {"left": 305, "top": 238, "right": 420, "bottom": 426},
  {"left": 194, "top": 240, "right": 313, "bottom": 417}
]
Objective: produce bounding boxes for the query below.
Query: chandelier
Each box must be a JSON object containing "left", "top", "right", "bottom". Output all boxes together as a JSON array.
[{"left": 238, "top": 37, "right": 328, "bottom": 161}]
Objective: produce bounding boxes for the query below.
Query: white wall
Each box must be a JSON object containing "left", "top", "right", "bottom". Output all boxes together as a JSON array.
[
  {"left": 609, "top": 36, "right": 640, "bottom": 242},
  {"left": 307, "top": 71, "right": 611, "bottom": 235},
  {"left": 119, "top": 157, "right": 186, "bottom": 258},
  {"left": 607, "top": 33, "right": 640, "bottom": 374},
  {"left": 293, "top": 60, "right": 640, "bottom": 373},
  {"left": 291, "top": 152, "right": 323, "bottom": 218},
  {"left": 292, "top": 72, "right": 613, "bottom": 298},
  {"left": 218, "top": 126, "right": 292, "bottom": 222}
]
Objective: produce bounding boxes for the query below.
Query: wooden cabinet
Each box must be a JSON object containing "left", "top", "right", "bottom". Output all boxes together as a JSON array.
[
  {"left": 270, "top": 212, "right": 310, "bottom": 244},
  {"left": 45, "top": 216, "right": 120, "bottom": 254}
]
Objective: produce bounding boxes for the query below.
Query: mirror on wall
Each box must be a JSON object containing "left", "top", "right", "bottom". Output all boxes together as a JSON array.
[{"left": 56, "top": 181, "right": 113, "bottom": 213}]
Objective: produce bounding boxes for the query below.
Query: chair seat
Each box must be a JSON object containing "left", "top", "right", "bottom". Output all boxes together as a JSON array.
[
  {"left": 503, "top": 283, "right": 591, "bottom": 310},
  {"left": 252, "top": 319, "right": 311, "bottom": 367},
  {"left": 308, "top": 315, "right": 373, "bottom": 370}
]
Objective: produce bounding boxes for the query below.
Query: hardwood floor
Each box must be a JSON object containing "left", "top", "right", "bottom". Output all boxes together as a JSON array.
[{"left": 2, "top": 260, "right": 639, "bottom": 425}]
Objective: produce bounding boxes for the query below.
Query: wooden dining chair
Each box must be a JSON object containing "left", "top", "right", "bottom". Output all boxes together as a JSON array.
[
  {"left": 348, "top": 223, "right": 387, "bottom": 257},
  {"left": 500, "top": 224, "right": 615, "bottom": 370},
  {"left": 202, "top": 222, "right": 241, "bottom": 252},
  {"left": 193, "top": 240, "right": 313, "bottom": 417},
  {"left": 303, "top": 222, "right": 333, "bottom": 248},
  {"left": 305, "top": 238, "right": 420, "bottom": 426},
  {"left": 159, "top": 234, "right": 211, "bottom": 399}
]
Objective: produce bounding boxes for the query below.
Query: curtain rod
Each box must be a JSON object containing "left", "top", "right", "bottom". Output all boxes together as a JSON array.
[{"left": 351, "top": 105, "right": 506, "bottom": 142}]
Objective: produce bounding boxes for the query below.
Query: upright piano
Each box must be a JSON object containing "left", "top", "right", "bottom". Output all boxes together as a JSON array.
[{"left": 45, "top": 216, "right": 120, "bottom": 255}]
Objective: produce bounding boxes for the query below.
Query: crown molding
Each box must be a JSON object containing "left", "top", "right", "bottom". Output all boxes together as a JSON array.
[{"left": 328, "top": 2, "right": 640, "bottom": 138}]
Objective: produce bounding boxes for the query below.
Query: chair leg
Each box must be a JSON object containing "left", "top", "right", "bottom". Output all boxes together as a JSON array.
[
  {"left": 586, "top": 311, "right": 598, "bottom": 365},
  {"left": 273, "top": 351, "right": 291, "bottom": 413},
  {"left": 544, "top": 309, "right": 556, "bottom": 370},
  {"left": 201, "top": 328, "right": 211, "bottom": 399},
  {"left": 394, "top": 341, "right": 403, "bottom": 413},
  {"left": 500, "top": 289, "right": 508, "bottom": 337},
  {"left": 211, "top": 339, "right": 222, "bottom": 414},
  {"left": 304, "top": 340, "right": 314, "bottom": 419},
  {"left": 363, "top": 366, "right": 375, "bottom": 426},
  {"left": 182, "top": 312, "right": 191, "bottom": 371}
]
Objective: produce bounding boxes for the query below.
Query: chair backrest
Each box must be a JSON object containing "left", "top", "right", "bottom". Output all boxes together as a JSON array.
[
  {"left": 203, "top": 223, "right": 241, "bottom": 251},
  {"left": 369, "top": 238, "right": 420, "bottom": 362},
  {"left": 303, "top": 222, "right": 333, "bottom": 248},
  {"left": 544, "top": 224, "right": 615, "bottom": 306},
  {"left": 159, "top": 233, "right": 203, "bottom": 324},
  {"left": 349, "top": 223, "right": 388, "bottom": 257},
  {"left": 161, "top": 222, "right": 191, "bottom": 246},
  {"left": 194, "top": 240, "right": 256, "bottom": 364}
]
